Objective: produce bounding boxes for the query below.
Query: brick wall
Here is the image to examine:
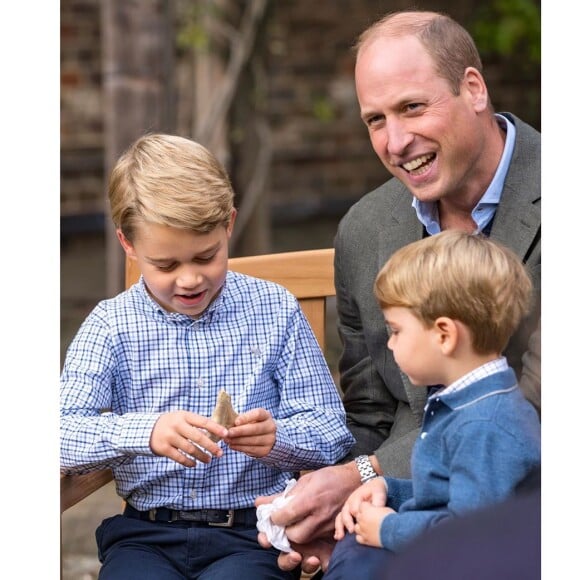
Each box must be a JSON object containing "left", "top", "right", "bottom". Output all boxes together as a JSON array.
[
  {"left": 61, "top": 0, "right": 104, "bottom": 217},
  {"left": 61, "top": 0, "right": 541, "bottom": 226}
]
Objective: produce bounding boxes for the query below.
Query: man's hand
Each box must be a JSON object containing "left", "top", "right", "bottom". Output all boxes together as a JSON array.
[
  {"left": 257, "top": 533, "right": 336, "bottom": 573},
  {"left": 256, "top": 462, "right": 361, "bottom": 544}
]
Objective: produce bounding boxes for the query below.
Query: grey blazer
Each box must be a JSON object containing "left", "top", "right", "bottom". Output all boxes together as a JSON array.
[{"left": 334, "top": 114, "right": 541, "bottom": 477}]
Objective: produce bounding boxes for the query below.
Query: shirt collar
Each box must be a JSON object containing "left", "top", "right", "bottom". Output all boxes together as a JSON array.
[
  {"left": 136, "top": 276, "right": 226, "bottom": 326},
  {"left": 435, "top": 357, "right": 509, "bottom": 398},
  {"left": 412, "top": 113, "right": 515, "bottom": 235}
]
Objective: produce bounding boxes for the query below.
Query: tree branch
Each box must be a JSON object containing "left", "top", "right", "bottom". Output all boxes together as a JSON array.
[{"left": 194, "top": 0, "right": 269, "bottom": 149}]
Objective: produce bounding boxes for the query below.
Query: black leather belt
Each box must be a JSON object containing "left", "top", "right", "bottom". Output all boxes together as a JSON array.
[{"left": 123, "top": 503, "right": 257, "bottom": 527}]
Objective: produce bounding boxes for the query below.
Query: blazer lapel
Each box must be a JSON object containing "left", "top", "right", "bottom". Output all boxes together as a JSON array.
[
  {"left": 490, "top": 114, "right": 541, "bottom": 260},
  {"left": 376, "top": 184, "right": 423, "bottom": 271},
  {"left": 490, "top": 185, "right": 540, "bottom": 260}
]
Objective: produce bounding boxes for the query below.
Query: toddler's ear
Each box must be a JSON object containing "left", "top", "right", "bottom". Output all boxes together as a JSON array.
[
  {"left": 434, "top": 317, "right": 458, "bottom": 356},
  {"left": 116, "top": 229, "right": 136, "bottom": 258}
]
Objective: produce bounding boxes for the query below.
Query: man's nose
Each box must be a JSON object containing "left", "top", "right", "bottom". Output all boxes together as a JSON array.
[{"left": 385, "top": 118, "right": 413, "bottom": 156}]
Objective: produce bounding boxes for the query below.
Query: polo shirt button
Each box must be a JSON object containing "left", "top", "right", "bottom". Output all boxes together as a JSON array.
[{"left": 420, "top": 432, "right": 428, "bottom": 439}]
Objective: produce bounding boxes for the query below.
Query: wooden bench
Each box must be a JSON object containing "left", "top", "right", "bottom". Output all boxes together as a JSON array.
[{"left": 60, "top": 248, "right": 336, "bottom": 568}]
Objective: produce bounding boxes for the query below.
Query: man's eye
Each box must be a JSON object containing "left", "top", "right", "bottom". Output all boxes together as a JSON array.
[
  {"left": 366, "top": 115, "right": 383, "bottom": 127},
  {"left": 195, "top": 254, "right": 216, "bottom": 264},
  {"left": 404, "top": 103, "right": 423, "bottom": 114}
]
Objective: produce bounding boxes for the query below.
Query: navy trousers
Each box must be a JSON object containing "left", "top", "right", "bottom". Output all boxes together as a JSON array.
[
  {"left": 323, "top": 532, "right": 392, "bottom": 579},
  {"left": 96, "top": 514, "right": 300, "bottom": 580}
]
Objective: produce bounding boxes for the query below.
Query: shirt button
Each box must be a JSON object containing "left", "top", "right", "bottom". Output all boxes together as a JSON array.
[
  {"left": 430, "top": 411, "right": 434, "bottom": 416},
  {"left": 190, "top": 490, "right": 197, "bottom": 499},
  {"left": 420, "top": 432, "right": 428, "bottom": 439}
]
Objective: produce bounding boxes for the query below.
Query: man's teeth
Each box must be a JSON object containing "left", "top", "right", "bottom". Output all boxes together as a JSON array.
[{"left": 403, "top": 154, "right": 433, "bottom": 172}]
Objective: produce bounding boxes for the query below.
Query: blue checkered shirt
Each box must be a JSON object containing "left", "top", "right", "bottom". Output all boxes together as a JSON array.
[{"left": 61, "top": 272, "right": 354, "bottom": 510}]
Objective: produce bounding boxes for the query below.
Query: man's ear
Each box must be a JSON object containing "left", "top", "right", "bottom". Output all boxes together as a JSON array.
[
  {"left": 433, "top": 316, "right": 459, "bottom": 356},
  {"left": 116, "top": 229, "right": 136, "bottom": 259},
  {"left": 462, "top": 66, "right": 488, "bottom": 113}
]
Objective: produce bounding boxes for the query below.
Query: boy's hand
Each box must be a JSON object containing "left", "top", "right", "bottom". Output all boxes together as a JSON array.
[
  {"left": 150, "top": 410, "right": 227, "bottom": 467},
  {"left": 334, "top": 477, "right": 387, "bottom": 540},
  {"left": 354, "top": 502, "right": 395, "bottom": 548},
  {"left": 224, "top": 408, "right": 276, "bottom": 457}
]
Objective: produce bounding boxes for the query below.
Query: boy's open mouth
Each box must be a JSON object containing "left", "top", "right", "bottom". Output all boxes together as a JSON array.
[{"left": 177, "top": 290, "right": 207, "bottom": 305}]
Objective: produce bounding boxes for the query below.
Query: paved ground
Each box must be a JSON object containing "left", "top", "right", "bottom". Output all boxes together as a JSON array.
[
  {"left": 61, "top": 482, "right": 120, "bottom": 579},
  {"left": 60, "top": 219, "right": 342, "bottom": 578}
]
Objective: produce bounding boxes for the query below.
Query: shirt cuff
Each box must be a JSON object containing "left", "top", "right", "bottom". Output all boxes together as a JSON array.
[{"left": 111, "top": 412, "right": 161, "bottom": 455}]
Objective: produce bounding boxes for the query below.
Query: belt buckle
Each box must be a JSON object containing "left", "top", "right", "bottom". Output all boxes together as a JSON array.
[{"left": 208, "top": 509, "right": 234, "bottom": 527}]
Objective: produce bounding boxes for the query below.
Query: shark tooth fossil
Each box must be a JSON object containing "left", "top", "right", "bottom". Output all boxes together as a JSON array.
[{"left": 208, "top": 389, "right": 238, "bottom": 442}]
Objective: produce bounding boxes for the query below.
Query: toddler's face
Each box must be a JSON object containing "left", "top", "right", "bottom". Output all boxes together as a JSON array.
[
  {"left": 383, "top": 306, "right": 443, "bottom": 387},
  {"left": 119, "top": 220, "right": 233, "bottom": 318}
]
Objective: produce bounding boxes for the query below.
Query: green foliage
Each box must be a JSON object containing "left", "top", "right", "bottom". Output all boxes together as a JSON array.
[
  {"left": 177, "top": 23, "right": 209, "bottom": 51},
  {"left": 312, "top": 96, "right": 335, "bottom": 123},
  {"left": 176, "top": 1, "right": 221, "bottom": 52},
  {"left": 471, "top": 0, "right": 540, "bottom": 64}
]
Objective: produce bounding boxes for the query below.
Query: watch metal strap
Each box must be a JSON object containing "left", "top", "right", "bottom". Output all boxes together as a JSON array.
[{"left": 355, "top": 454, "right": 378, "bottom": 483}]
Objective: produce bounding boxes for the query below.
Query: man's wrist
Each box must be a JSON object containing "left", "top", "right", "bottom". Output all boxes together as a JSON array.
[{"left": 354, "top": 454, "right": 380, "bottom": 483}]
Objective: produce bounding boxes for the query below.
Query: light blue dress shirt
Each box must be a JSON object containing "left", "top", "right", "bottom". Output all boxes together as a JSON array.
[
  {"left": 413, "top": 114, "right": 516, "bottom": 235},
  {"left": 61, "top": 271, "right": 354, "bottom": 511}
]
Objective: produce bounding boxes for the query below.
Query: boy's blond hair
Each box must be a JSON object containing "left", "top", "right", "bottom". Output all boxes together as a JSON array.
[
  {"left": 374, "top": 231, "right": 532, "bottom": 355},
  {"left": 108, "top": 133, "right": 235, "bottom": 242}
]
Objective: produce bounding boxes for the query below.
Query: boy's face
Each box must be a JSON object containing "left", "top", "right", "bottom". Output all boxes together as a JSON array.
[
  {"left": 118, "top": 215, "right": 235, "bottom": 318},
  {"left": 383, "top": 306, "right": 445, "bottom": 387}
]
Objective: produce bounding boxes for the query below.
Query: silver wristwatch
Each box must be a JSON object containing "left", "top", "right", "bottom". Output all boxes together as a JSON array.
[{"left": 354, "top": 455, "right": 378, "bottom": 483}]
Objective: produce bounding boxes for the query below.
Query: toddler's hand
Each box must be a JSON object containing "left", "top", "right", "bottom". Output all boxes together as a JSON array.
[
  {"left": 354, "top": 502, "right": 395, "bottom": 548},
  {"left": 224, "top": 408, "right": 276, "bottom": 457},
  {"left": 150, "top": 410, "right": 227, "bottom": 467},
  {"left": 334, "top": 477, "right": 387, "bottom": 540}
]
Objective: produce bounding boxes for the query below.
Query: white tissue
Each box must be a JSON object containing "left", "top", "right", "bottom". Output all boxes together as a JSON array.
[{"left": 256, "top": 478, "right": 297, "bottom": 552}]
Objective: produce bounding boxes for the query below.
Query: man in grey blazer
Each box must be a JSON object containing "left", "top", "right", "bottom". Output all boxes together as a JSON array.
[
  {"left": 335, "top": 110, "right": 540, "bottom": 473},
  {"left": 257, "top": 10, "right": 540, "bottom": 576}
]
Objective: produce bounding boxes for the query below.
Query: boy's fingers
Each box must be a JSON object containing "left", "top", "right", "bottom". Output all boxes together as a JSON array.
[{"left": 234, "top": 408, "right": 270, "bottom": 425}]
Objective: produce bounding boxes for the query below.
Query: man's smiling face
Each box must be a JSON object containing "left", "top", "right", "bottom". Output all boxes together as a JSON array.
[{"left": 355, "top": 34, "right": 490, "bottom": 206}]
